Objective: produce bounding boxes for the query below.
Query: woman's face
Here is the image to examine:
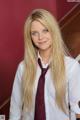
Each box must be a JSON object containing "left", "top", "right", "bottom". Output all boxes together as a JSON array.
[{"left": 30, "top": 20, "right": 52, "bottom": 52}]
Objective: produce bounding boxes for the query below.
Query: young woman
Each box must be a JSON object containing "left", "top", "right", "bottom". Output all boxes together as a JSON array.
[{"left": 9, "top": 9, "right": 80, "bottom": 120}]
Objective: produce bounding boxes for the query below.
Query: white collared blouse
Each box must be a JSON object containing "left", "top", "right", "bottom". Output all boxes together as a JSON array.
[{"left": 9, "top": 56, "right": 80, "bottom": 120}]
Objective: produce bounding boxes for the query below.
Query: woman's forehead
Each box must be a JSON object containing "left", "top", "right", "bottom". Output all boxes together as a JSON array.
[{"left": 31, "top": 20, "right": 46, "bottom": 31}]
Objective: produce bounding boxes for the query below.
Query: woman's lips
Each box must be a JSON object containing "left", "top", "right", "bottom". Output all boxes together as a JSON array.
[{"left": 38, "top": 41, "right": 47, "bottom": 44}]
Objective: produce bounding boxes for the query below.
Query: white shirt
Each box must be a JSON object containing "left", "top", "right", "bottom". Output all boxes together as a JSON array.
[{"left": 9, "top": 56, "right": 80, "bottom": 120}]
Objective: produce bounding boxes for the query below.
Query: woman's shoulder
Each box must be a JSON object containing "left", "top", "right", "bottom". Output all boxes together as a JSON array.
[
  {"left": 65, "top": 55, "right": 79, "bottom": 64},
  {"left": 18, "top": 60, "right": 25, "bottom": 68},
  {"left": 16, "top": 60, "right": 25, "bottom": 74},
  {"left": 64, "top": 56, "right": 80, "bottom": 71}
]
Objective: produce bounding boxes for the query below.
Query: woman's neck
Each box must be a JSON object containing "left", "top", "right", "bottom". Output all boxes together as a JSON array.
[{"left": 39, "top": 49, "right": 51, "bottom": 64}]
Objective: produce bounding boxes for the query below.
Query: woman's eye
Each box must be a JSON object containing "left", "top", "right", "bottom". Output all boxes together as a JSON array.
[
  {"left": 43, "top": 29, "right": 48, "bottom": 33},
  {"left": 31, "top": 32, "right": 38, "bottom": 36}
]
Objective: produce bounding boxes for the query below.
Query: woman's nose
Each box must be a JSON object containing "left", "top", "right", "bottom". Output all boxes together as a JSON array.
[{"left": 38, "top": 32, "right": 44, "bottom": 40}]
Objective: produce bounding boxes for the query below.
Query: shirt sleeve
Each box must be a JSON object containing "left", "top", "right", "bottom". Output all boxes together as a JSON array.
[
  {"left": 68, "top": 60, "right": 80, "bottom": 114},
  {"left": 9, "top": 61, "right": 24, "bottom": 120}
]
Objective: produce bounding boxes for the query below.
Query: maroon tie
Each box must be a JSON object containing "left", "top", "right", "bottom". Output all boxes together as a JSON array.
[{"left": 34, "top": 58, "right": 49, "bottom": 120}]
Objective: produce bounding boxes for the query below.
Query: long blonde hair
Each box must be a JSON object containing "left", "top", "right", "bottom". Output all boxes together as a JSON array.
[{"left": 23, "top": 9, "right": 68, "bottom": 113}]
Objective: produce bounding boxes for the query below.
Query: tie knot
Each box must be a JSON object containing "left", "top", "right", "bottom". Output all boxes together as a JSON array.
[{"left": 38, "top": 58, "right": 49, "bottom": 75}]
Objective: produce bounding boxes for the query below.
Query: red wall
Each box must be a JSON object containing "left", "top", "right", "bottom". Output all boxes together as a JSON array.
[{"left": 0, "top": 0, "right": 57, "bottom": 119}]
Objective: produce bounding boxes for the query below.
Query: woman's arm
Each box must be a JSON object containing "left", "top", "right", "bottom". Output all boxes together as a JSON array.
[
  {"left": 68, "top": 59, "right": 80, "bottom": 119},
  {"left": 9, "top": 61, "right": 24, "bottom": 120}
]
